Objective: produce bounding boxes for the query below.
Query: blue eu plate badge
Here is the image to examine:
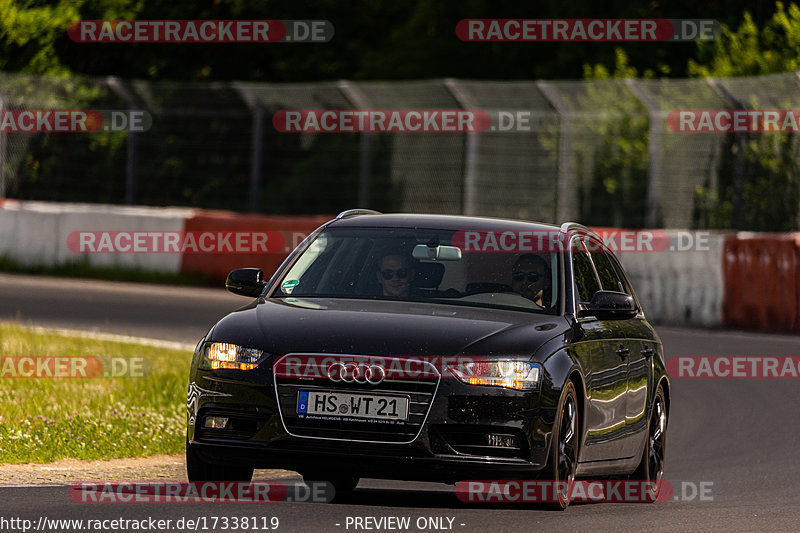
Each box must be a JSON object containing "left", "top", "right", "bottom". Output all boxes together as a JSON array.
[{"left": 297, "top": 391, "right": 309, "bottom": 413}]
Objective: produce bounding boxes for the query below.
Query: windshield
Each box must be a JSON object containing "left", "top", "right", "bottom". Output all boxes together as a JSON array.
[{"left": 272, "top": 227, "right": 560, "bottom": 314}]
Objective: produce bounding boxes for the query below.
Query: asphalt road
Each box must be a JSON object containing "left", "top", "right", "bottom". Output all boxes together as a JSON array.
[
  {"left": 0, "top": 273, "right": 243, "bottom": 344},
  {"left": 1, "top": 272, "right": 800, "bottom": 532}
]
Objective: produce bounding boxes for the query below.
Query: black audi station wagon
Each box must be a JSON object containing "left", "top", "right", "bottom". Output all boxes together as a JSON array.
[{"left": 186, "top": 210, "right": 669, "bottom": 510}]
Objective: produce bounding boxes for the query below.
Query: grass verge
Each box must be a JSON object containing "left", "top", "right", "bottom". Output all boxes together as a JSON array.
[{"left": 0, "top": 323, "right": 190, "bottom": 463}]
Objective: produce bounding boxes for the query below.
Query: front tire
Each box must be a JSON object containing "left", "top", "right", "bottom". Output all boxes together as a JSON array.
[
  {"left": 543, "top": 381, "right": 579, "bottom": 511},
  {"left": 186, "top": 440, "right": 254, "bottom": 482},
  {"left": 631, "top": 383, "right": 667, "bottom": 503}
]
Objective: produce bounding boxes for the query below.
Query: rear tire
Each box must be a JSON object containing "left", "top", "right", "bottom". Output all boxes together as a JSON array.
[
  {"left": 542, "top": 381, "right": 578, "bottom": 511},
  {"left": 185, "top": 440, "right": 254, "bottom": 482},
  {"left": 631, "top": 383, "right": 667, "bottom": 503}
]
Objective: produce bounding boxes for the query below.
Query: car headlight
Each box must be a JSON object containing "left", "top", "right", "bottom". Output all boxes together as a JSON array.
[
  {"left": 452, "top": 361, "right": 542, "bottom": 390},
  {"left": 200, "top": 342, "right": 263, "bottom": 371}
]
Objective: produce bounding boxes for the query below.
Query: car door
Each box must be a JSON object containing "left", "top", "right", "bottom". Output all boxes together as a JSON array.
[
  {"left": 571, "top": 240, "right": 630, "bottom": 462},
  {"left": 606, "top": 250, "right": 654, "bottom": 455},
  {"left": 589, "top": 245, "right": 648, "bottom": 458}
]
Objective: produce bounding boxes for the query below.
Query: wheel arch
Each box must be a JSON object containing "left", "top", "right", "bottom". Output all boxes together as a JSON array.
[
  {"left": 541, "top": 348, "right": 587, "bottom": 461},
  {"left": 568, "top": 369, "right": 586, "bottom": 456},
  {"left": 658, "top": 376, "right": 671, "bottom": 417}
]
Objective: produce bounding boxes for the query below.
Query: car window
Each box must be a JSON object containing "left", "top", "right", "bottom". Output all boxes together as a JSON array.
[
  {"left": 590, "top": 244, "right": 624, "bottom": 293},
  {"left": 272, "top": 227, "right": 560, "bottom": 314},
  {"left": 606, "top": 251, "right": 638, "bottom": 300},
  {"left": 571, "top": 242, "right": 600, "bottom": 303}
]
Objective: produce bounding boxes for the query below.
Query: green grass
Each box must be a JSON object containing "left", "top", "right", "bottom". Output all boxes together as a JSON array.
[
  {"left": 0, "top": 323, "right": 191, "bottom": 463},
  {"left": 0, "top": 256, "right": 213, "bottom": 286}
]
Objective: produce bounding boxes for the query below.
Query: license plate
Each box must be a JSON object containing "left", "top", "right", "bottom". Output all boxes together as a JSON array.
[{"left": 297, "top": 391, "right": 409, "bottom": 421}]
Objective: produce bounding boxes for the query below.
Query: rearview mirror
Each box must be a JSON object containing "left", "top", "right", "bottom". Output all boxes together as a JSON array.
[
  {"left": 578, "top": 290, "right": 637, "bottom": 320},
  {"left": 226, "top": 268, "right": 266, "bottom": 297},
  {"left": 412, "top": 243, "right": 462, "bottom": 261}
]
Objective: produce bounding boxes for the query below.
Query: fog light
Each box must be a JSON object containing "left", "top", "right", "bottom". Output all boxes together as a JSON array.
[
  {"left": 204, "top": 416, "right": 229, "bottom": 429},
  {"left": 487, "top": 434, "right": 517, "bottom": 448}
]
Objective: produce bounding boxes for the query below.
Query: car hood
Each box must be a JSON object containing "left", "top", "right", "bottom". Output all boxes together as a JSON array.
[{"left": 208, "top": 297, "right": 570, "bottom": 360}]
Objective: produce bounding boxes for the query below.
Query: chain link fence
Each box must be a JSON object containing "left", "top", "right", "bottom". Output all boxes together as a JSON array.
[{"left": 1, "top": 71, "right": 799, "bottom": 229}]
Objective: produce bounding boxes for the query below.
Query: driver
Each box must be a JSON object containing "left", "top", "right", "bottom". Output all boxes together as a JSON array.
[
  {"left": 376, "top": 253, "right": 415, "bottom": 298},
  {"left": 511, "top": 254, "right": 551, "bottom": 308}
]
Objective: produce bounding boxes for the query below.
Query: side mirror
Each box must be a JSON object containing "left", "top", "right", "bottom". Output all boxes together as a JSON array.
[
  {"left": 226, "top": 268, "right": 266, "bottom": 297},
  {"left": 578, "top": 290, "right": 637, "bottom": 320}
]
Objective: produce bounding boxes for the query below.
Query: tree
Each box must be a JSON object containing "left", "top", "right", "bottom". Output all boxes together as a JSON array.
[
  {"left": 573, "top": 50, "right": 651, "bottom": 227},
  {"left": 690, "top": 2, "right": 800, "bottom": 231}
]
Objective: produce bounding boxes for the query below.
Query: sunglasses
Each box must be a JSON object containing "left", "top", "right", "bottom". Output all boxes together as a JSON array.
[
  {"left": 512, "top": 271, "right": 544, "bottom": 283},
  {"left": 381, "top": 268, "right": 409, "bottom": 280}
]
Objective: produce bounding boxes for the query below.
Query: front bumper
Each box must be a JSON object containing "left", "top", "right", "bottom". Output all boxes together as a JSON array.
[
  {"left": 189, "top": 439, "right": 547, "bottom": 484},
  {"left": 187, "top": 364, "right": 557, "bottom": 483}
]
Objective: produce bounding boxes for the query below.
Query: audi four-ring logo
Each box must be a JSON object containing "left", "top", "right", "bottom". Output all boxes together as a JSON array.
[{"left": 327, "top": 362, "right": 386, "bottom": 385}]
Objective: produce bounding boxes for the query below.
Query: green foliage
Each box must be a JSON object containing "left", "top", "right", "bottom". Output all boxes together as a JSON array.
[
  {"left": 0, "top": 0, "right": 82, "bottom": 76},
  {"left": 578, "top": 50, "right": 650, "bottom": 227},
  {"left": 0, "top": 0, "right": 788, "bottom": 82},
  {"left": 690, "top": 1, "right": 800, "bottom": 230},
  {"left": 268, "top": 133, "right": 399, "bottom": 214},
  {"left": 689, "top": 2, "right": 800, "bottom": 77},
  {"left": 2, "top": 0, "right": 800, "bottom": 221},
  {"left": 694, "top": 131, "right": 800, "bottom": 231},
  {"left": 579, "top": 2, "right": 800, "bottom": 230}
]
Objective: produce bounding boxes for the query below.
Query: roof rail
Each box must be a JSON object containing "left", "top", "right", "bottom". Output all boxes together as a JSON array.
[
  {"left": 559, "top": 222, "right": 596, "bottom": 235},
  {"left": 336, "top": 209, "right": 383, "bottom": 220}
]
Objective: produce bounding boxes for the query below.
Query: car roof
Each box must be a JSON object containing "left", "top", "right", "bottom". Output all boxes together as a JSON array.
[{"left": 327, "top": 213, "right": 564, "bottom": 233}]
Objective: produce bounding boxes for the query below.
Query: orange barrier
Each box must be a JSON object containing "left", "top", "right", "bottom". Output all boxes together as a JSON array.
[
  {"left": 180, "top": 211, "right": 330, "bottom": 283},
  {"left": 721, "top": 237, "right": 742, "bottom": 328},
  {"left": 794, "top": 234, "right": 800, "bottom": 332},
  {"left": 722, "top": 234, "right": 800, "bottom": 331}
]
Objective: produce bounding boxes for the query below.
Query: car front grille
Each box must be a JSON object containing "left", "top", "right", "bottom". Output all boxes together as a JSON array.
[{"left": 273, "top": 355, "right": 440, "bottom": 443}]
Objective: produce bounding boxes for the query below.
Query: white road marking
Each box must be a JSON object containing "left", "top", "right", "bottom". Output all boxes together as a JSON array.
[{"left": 5, "top": 323, "right": 195, "bottom": 351}]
